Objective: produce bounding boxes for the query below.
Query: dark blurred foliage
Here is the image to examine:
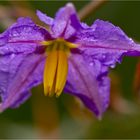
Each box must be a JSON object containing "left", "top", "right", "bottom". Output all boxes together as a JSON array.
[{"left": 0, "top": 0, "right": 140, "bottom": 139}]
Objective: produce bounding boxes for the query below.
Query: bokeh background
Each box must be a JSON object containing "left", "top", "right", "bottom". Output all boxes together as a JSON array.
[{"left": 0, "top": 0, "right": 140, "bottom": 139}]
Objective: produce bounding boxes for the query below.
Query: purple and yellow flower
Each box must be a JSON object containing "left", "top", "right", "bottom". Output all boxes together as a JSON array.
[{"left": 0, "top": 3, "right": 140, "bottom": 118}]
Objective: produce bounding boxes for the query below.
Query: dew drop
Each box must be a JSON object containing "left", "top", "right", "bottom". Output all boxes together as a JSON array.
[
  {"left": 110, "top": 64, "right": 115, "bottom": 68},
  {"left": 89, "top": 62, "right": 93, "bottom": 66},
  {"left": 10, "top": 54, "right": 15, "bottom": 59},
  {"left": 102, "top": 54, "right": 106, "bottom": 59}
]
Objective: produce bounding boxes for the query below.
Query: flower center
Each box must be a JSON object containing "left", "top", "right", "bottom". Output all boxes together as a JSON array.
[{"left": 42, "top": 38, "right": 77, "bottom": 97}]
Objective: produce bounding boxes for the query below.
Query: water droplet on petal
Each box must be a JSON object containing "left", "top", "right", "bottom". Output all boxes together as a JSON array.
[
  {"left": 10, "top": 54, "right": 15, "bottom": 59},
  {"left": 110, "top": 64, "right": 115, "bottom": 68},
  {"left": 89, "top": 62, "right": 93, "bottom": 66}
]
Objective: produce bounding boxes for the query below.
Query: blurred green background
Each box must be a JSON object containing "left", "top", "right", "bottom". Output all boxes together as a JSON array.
[{"left": 0, "top": 0, "right": 140, "bottom": 139}]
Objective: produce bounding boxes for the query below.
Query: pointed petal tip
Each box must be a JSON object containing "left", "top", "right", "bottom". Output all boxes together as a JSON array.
[
  {"left": 97, "top": 114, "right": 103, "bottom": 120},
  {"left": 36, "top": 10, "right": 40, "bottom": 15},
  {"left": 65, "top": 3, "right": 76, "bottom": 15},
  {"left": 36, "top": 9, "right": 53, "bottom": 26},
  {"left": 66, "top": 3, "right": 74, "bottom": 8}
]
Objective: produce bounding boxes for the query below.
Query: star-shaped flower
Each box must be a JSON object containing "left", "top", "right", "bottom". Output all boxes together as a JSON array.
[{"left": 0, "top": 3, "right": 140, "bottom": 118}]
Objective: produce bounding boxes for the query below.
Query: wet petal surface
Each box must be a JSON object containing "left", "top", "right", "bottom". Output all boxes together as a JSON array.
[
  {"left": 64, "top": 54, "right": 110, "bottom": 117},
  {"left": 75, "top": 19, "right": 140, "bottom": 67},
  {"left": 0, "top": 53, "right": 45, "bottom": 111}
]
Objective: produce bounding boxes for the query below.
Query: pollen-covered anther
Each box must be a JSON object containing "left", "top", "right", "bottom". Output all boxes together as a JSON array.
[{"left": 43, "top": 38, "right": 76, "bottom": 97}]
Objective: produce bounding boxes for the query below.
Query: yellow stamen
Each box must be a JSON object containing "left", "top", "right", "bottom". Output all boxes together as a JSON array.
[
  {"left": 43, "top": 50, "right": 58, "bottom": 96},
  {"left": 41, "top": 40, "right": 54, "bottom": 46},
  {"left": 55, "top": 50, "right": 68, "bottom": 97},
  {"left": 65, "top": 41, "right": 77, "bottom": 48},
  {"left": 43, "top": 38, "right": 77, "bottom": 97}
]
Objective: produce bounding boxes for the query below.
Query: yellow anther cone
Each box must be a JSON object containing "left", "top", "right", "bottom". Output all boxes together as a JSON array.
[
  {"left": 43, "top": 38, "right": 77, "bottom": 97},
  {"left": 55, "top": 50, "right": 68, "bottom": 97},
  {"left": 43, "top": 50, "right": 58, "bottom": 96},
  {"left": 43, "top": 50, "right": 68, "bottom": 97}
]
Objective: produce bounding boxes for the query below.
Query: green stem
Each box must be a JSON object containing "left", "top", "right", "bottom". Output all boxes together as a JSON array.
[{"left": 78, "top": 0, "right": 107, "bottom": 21}]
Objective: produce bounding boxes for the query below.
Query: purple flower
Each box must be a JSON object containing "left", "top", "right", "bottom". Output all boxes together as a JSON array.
[{"left": 0, "top": 3, "right": 140, "bottom": 118}]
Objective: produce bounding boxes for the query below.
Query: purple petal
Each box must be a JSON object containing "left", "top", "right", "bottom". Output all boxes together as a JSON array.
[
  {"left": 36, "top": 10, "right": 54, "bottom": 25},
  {"left": 10, "top": 91, "right": 31, "bottom": 108},
  {"left": 75, "top": 19, "right": 140, "bottom": 67},
  {"left": 0, "top": 53, "right": 45, "bottom": 111},
  {"left": 0, "top": 17, "right": 50, "bottom": 55},
  {"left": 70, "top": 14, "right": 82, "bottom": 30},
  {"left": 64, "top": 54, "right": 110, "bottom": 118},
  {"left": 51, "top": 3, "right": 77, "bottom": 39}
]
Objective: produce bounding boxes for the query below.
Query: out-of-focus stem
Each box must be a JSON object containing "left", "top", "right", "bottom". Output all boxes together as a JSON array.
[
  {"left": 0, "top": 5, "right": 15, "bottom": 28},
  {"left": 78, "top": 0, "right": 107, "bottom": 21},
  {"left": 8, "top": 1, "right": 48, "bottom": 27},
  {"left": 31, "top": 85, "right": 60, "bottom": 138}
]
